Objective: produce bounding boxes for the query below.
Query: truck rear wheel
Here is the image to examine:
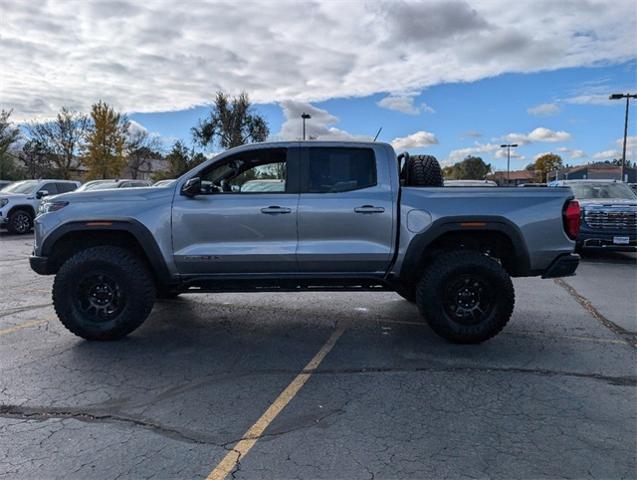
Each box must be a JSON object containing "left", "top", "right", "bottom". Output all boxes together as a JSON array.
[
  {"left": 416, "top": 250, "right": 514, "bottom": 343},
  {"left": 404, "top": 155, "right": 444, "bottom": 187},
  {"left": 53, "top": 246, "right": 156, "bottom": 340}
]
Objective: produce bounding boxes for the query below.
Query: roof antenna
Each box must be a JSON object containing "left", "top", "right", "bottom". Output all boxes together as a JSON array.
[{"left": 373, "top": 127, "right": 382, "bottom": 142}]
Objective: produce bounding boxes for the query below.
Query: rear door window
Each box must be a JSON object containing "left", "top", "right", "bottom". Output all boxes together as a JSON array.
[{"left": 303, "top": 148, "right": 376, "bottom": 193}]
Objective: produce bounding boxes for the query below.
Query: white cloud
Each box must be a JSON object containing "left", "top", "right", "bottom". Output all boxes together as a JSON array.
[
  {"left": 446, "top": 142, "right": 499, "bottom": 163},
  {"left": 377, "top": 94, "right": 435, "bottom": 115},
  {"left": 127, "top": 119, "right": 148, "bottom": 136},
  {"left": 277, "top": 100, "right": 369, "bottom": 141},
  {"left": 617, "top": 135, "right": 637, "bottom": 151},
  {"left": 505, "top": 127, "right": 571, "bottom": 144},
  {"left": 391, "top": 131, "right": 438, "bottom": 150},
  {"left": 494, "top": 149, "right": 525, "bottom": 161},
  {"left": 557, "top": 147, "right": 586, "bottom": 159},
  {"left": 527, "top": 103, "right": 560, "bottom": 116},
  {"left": 2, "top": 0, "right": 636, "bottom": 121},
  {"left": 593, "top": 149, "right": 620, "bottom": 159}
]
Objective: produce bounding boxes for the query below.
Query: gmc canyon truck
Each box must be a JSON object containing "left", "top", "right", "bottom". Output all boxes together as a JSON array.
[{"left": 30, "top": 141, "right": 580, "bottom": 343}]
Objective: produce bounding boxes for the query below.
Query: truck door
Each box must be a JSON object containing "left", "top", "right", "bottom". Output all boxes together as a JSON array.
[
  {"left": 171, "top": 147, "right": 300, "bottom": 275},
  {"left": 297, "top": 146, "right": 394, "bottom": 274}
]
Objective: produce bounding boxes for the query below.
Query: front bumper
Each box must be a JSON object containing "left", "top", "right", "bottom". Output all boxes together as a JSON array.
[
  {"left": 541, "top": 253, "right": 580, "bottom": 279},
  {"left": 577, "top": 231, "right": 637, "bottom": 252},
  {"left": 29, "top": 255, "right": 52, "bottom": 275}
]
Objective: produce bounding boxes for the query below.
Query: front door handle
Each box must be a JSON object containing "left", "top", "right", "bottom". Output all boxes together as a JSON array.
[
  {"left": 354, "top": 205, "right": 385, "bottom": 214},
  {"left": 261, "top": 206, "right": 292, "bottom": 214}
]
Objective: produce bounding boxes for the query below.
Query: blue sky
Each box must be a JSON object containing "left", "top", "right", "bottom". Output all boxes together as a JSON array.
[{"left": 131, "top": 61, "right": 636, "bottom": 171}]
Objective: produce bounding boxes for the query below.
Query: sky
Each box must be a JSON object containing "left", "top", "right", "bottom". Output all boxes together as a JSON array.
[{"left": 2, "top": 0, "right": 636, "bottom": 172}]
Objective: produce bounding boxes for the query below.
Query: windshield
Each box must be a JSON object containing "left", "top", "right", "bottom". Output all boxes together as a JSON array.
[
  {"left": 91, "top": 182, "right": 119, "bottom": 190},
  {"left": 1, "top": 180, "right": 40, "bottom": 194},
  {"left": 568, "top": 182, "right": 637, "bottom": 200},
  {"left": 76, "top": 180, "right": 113, "bottom": 192}
]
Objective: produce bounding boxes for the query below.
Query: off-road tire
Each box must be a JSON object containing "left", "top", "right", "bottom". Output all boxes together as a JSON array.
[
  {"left": 416, "top": 250, "right": 515, "bottom": 344},
  {"left": 7, "top": 209, "right": 33, "bottom": 235},
  {"left": 404, "top": 155, "right": 444, "bottom": 187},
  {"left": 53, "top": 246, "right": 156, "bottom": 340}
]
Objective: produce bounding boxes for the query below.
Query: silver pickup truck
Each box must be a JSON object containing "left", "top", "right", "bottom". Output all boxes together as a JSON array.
[{"left": 30, "top": 141, "right": 580, "bottom": 343}]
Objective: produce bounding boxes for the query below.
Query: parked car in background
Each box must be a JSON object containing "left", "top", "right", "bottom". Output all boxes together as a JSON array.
[
  {"left": 550, "top": 180, "right": 637, "bottom": 253},
  {"left": 518, "top": 183, "right": 547, "bottom": 187},
  {"left": 0, "top": 180, "right": 13, "bottom": 190},
  {"left": 89, "top": 179, "right": 152, "bottom": 190},
  {"left": 241, "top": 179, "right": 285, "bottom": 192},
  {"left": 31, "top": 141, "right": 579, "bottom": 344},
  {"left": 444, "top": 179, "right": 497, "bottom": 187},
  {"left": 0, "top": 179, "right": 80, "bottom": 234},
  {"left": 153, "top": 179, "right": 176, "bottom": 188},
  {"left": 76, "top": 180, "right": 118, "bottom": 192}
]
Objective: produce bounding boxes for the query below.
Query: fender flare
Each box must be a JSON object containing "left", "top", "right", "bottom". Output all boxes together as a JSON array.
[
  {"left": 41, "top": 219, "right": 174, "bottom": 284},
  {"left": 399, "top": 215, "right": 531, "bottom": 283}
]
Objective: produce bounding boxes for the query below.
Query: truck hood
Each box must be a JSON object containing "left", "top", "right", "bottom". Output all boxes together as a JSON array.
[
  {"left": 0, "top": 193, "right": 31, "bottom": 201},
  {"left": 49, "top": 186, "right": 173, "bottom": 203}
]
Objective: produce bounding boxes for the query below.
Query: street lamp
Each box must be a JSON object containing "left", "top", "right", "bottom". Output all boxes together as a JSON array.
[
  {"left": 500, "top": 143, "right": 518, "bottom": 183},
  {"left": 301, "top": 113, "right": 311, "bottom": 140},
  {"left": 609, "top": 93, "right": 637, "bottom": 177}
]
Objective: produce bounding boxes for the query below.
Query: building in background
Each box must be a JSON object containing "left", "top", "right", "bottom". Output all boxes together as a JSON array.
[
  {"left": 553, "top": 164, "right": 637, "bottom": 183},
  {"left": 488, "top": 170, "right": 536, "bottom": 186}
]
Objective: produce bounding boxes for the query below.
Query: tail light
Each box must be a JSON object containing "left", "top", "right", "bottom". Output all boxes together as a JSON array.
[{"left": 563, "top": 200, "right": 581, "bottom": 240}]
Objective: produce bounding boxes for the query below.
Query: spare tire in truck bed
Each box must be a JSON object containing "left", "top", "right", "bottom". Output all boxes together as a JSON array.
[{"left": 403, "top": 154, "right": 444, "bottom": 187}]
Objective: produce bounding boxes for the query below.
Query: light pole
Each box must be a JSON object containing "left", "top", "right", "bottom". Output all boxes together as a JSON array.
[
  {"left": 500, "top": 143, "right": 518, "bottom": 184},
  {"left": 301, "top": 113, "right": 311, "bottom": 140},
  {"left": 609, "top": 93, "right": 636, "bottom": 179}
]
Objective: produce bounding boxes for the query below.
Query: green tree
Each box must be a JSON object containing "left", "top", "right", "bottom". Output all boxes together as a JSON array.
[
  {"left": 193, "top": 91, "right": 269, "bottom": 150},
  {"left": 20, "top": 139, "right": 53, "bottom": 179},
  {"left": 125, "top": 129, "right": 162, "bottom": 179},
  {"left": 153, "top": 141, "right": 197, "bottom": 181},
  {"left": 28, "top": 107, "right": 89, "bottom": 179},
  {"left": 83, "top": 101, "right": 129, "bottom": 179},
  {"left": 0, "top": 109, "right": 21, "bottom": 180},
  {"left": 534, "top": 153, "right": 563, "bottom": 182},
  {"left": 443, "top": 156, "right": 491, "bottom": 180}
]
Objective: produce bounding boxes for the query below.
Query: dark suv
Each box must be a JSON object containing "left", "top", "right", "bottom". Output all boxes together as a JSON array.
[{"left": 551, "top": 180, "right": 637, "bottom": 253}]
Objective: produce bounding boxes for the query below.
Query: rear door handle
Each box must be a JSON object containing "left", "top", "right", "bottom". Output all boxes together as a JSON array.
[
  {"left": 261, "top": 206, "right": 292, "bottom": 214},
  {"left": 354, "top": 205, "right": 385, "bottom": 214}
]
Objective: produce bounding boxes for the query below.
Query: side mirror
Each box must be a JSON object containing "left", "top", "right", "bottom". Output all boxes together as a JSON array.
[
  {"left": 181, "top": 177, "right": 201, "bottom": 197},
  {"left": 36, "top": 190, "right": 49, "bottom": 199}
]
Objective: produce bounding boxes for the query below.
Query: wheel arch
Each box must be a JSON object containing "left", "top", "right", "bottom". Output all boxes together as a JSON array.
[
  {"left": 399, "top": 216, "right": 531, "bottom": 286},
  {"left": 7, "top": 204, "right": 36, "bottom": 219},
  {"left": 41, "top": 220, "right": 174, "bottom": 285}
]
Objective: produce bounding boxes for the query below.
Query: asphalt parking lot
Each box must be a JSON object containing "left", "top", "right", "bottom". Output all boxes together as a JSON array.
[{"left": 1, "top": 231, "right": 636, "bottom": 480}]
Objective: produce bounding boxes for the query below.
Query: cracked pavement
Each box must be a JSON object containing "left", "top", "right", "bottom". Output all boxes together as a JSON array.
[{"left": 1, "top": 231, "right": 636, "bottom": 479}]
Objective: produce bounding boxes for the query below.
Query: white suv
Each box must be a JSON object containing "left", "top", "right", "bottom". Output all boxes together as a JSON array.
[{"left": 0, "top": 179, "right": 80, "bottom": 234}]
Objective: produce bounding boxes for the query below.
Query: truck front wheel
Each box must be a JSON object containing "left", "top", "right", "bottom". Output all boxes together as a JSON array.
[
  {"left": 416, "top": 250, "right": 515, "bottom": 344},
  {"left": 53, "top": 246, "right": 156, "bottom": 340},
  {"left": 7, "top": 209, "right": 33, "bottom": 235}
]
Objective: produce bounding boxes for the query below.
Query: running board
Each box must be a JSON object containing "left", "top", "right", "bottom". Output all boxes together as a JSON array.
[{"left": 179, "top": 275, "right": 393, "bottom": 293}]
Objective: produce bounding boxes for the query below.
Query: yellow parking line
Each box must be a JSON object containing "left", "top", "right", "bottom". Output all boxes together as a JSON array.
[
  {"left": 0, "top": 319, "right": 49, "bottom": 336},
  {"left": 206, "top": 324, "right": 347, "bottom": 480}
]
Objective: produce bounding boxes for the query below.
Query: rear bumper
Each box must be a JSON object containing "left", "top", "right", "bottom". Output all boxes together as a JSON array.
[
  {"left": 29, "top": 255, "right": 52, "bottom": 275},
  {"left": 541, "top": 253, "right": 579, "bottom": 279}
]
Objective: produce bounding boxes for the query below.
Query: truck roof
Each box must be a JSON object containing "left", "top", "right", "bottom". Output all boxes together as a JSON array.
[{"left": 226, "top": 140, "right": 392, "bottom": 152}]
